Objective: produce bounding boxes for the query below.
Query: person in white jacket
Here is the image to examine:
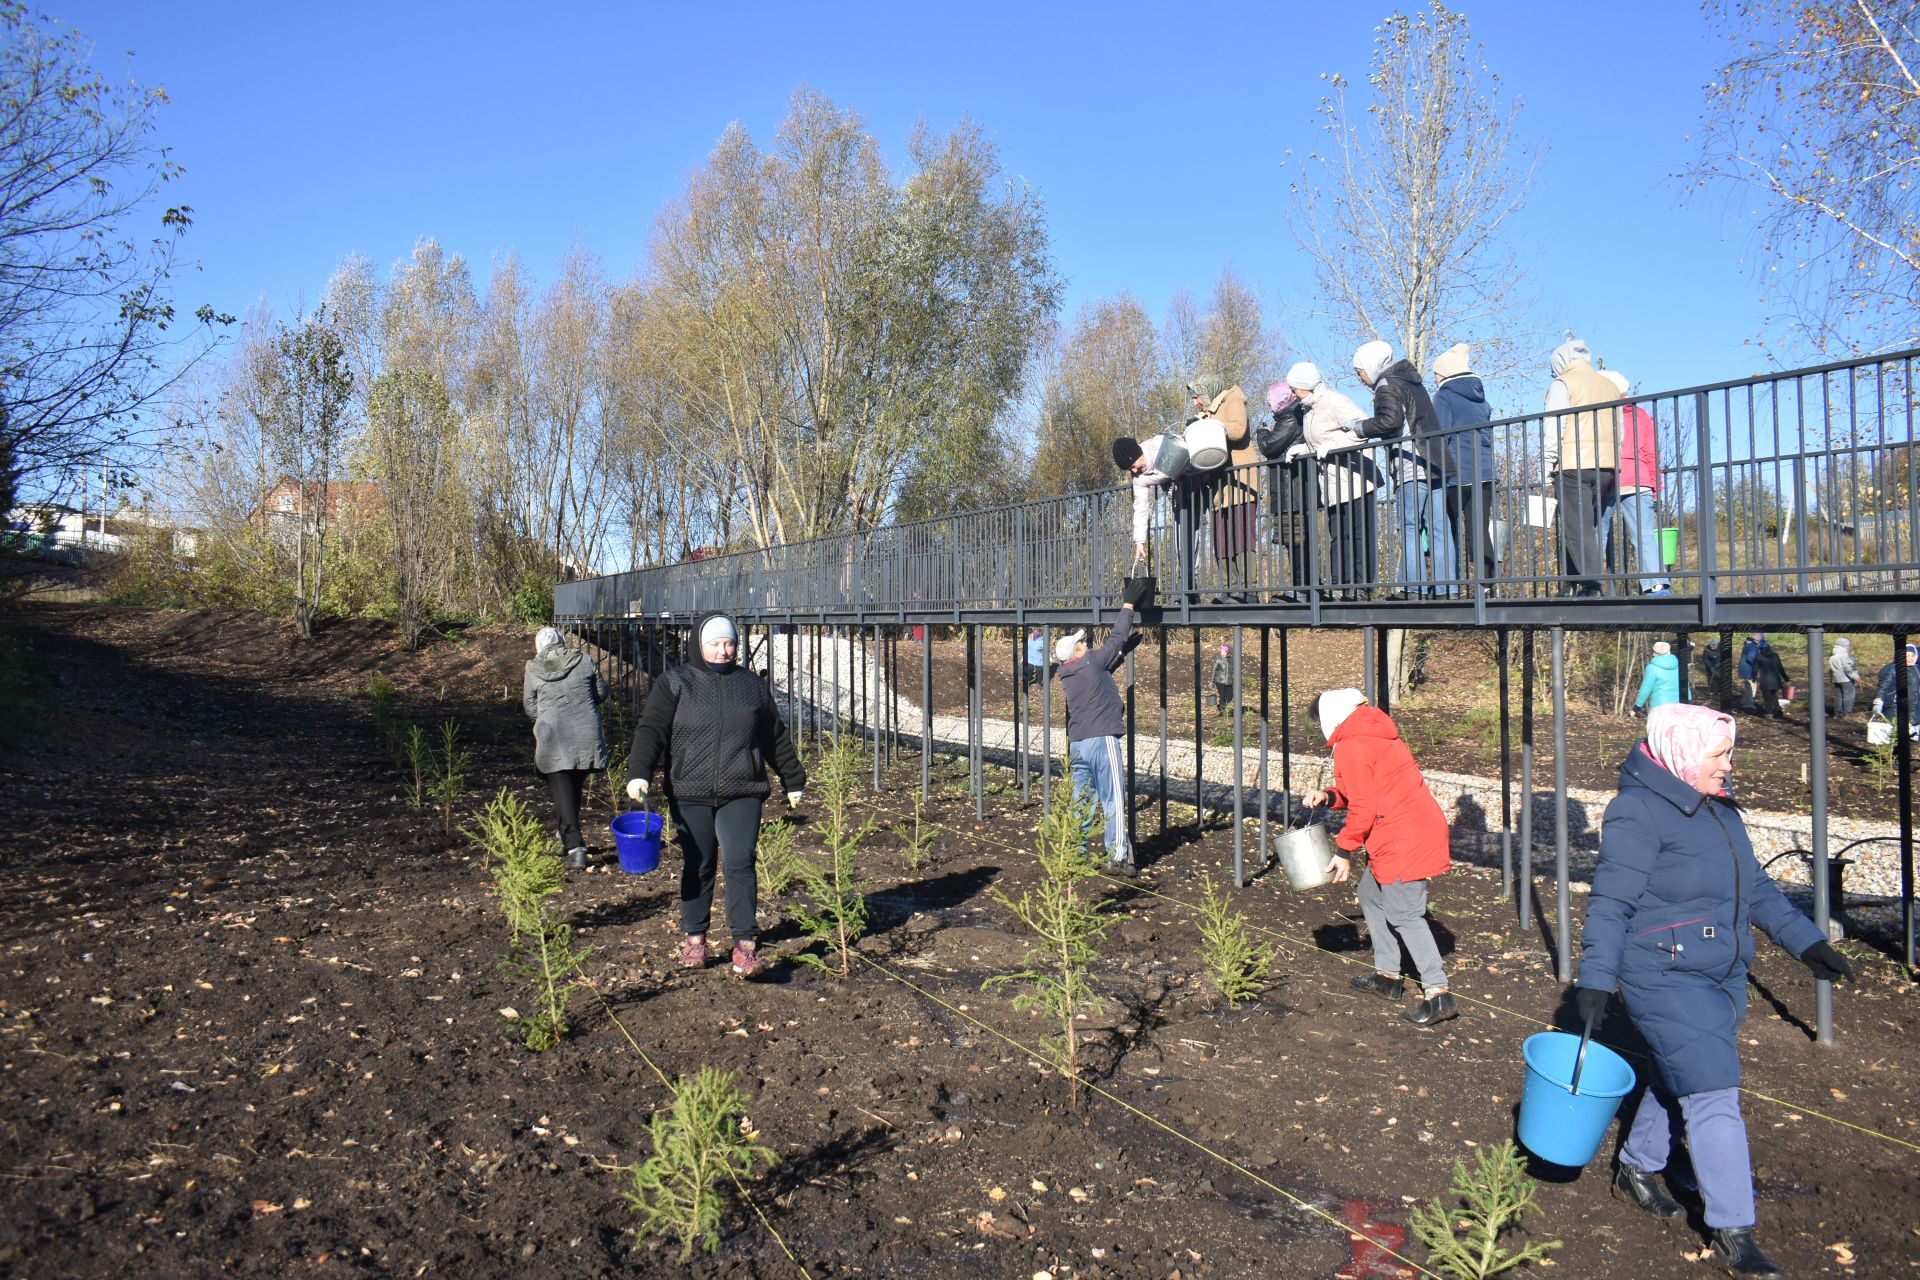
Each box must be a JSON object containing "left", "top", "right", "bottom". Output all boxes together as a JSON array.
[{"left": 1284, "top": 361, "right": 1383, "bottom": 598}]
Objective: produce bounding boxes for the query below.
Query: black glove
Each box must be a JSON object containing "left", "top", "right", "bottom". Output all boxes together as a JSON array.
[
  {"left": 1798, "top": 940, "right": 1853, "bottom": 984},
  {"left": 1121, "top": 574, "right": 1155, "bottom": 609},
  {"left": 1573, "top": 986, "right": 1611, "bottom": 1027}
]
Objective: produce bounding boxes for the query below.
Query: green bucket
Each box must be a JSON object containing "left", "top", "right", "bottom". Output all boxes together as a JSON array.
[{"left": 1658, "top": 527, "right": 1680, "bottom": 567}]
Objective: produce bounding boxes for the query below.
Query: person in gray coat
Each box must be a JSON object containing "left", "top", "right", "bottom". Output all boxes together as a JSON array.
[{"left": 523, "top": 625, "right": 610, "bottom": 870}]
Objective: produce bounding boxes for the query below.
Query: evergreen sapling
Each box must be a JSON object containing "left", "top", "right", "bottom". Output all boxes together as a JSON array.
[
  {"left": 1196, "top": 872, "right": 1279, "bottom": 1010},
  {"left": 623, "top": 1065, "right": 777, "bottom": 1261},
  {"left": 1409, "top": 1140, "right": 1562, "bottom": 1279},
  {"left": 469, "top": 787, "right": 592, "bottom": 1050},
  {"left": 791, "top": 736, "right": 872, "bottom": 974}
]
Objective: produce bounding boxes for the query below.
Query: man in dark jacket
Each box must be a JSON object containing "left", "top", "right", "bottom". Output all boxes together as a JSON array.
[
  {"left": 1055, "top": 580, "right": 1150, "bottom": 872},
  {"left": 1430, "top": 343, "right": 1498, "bottom": 583},
  {"left": 1747, "top": 635, "right": 1789, "bottom": 719},
  {"left": 1354, "top": 339, "right": 1456, "bottom": 598},
  {"left": 1873, "top": 643, "right": 1920, "bottom": 739}
]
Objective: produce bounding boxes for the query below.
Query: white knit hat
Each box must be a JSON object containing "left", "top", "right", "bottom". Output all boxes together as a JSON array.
[
  {"left": 1285, "top": 361, "right": 1323, "bottom": 392},
  {"left": 1433, "top": 342, "right": 1471, "bottom": 381},
  {"left": 1054, "top": 630, "right": 1086, "bottom": 663},
  {"left": 699, "top": 615, "right": 738, "bottom": 646},
  {"left": 1316, "top": 687, "right": 1368, "bottom": 742},
  {"left": 1352, "top": 340, "right": 1394, "bottom": 381}
]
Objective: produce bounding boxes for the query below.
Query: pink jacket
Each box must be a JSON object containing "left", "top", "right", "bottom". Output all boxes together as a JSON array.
[{"left": 1617, "top": 403, "right": 1660, "bottom": 495}]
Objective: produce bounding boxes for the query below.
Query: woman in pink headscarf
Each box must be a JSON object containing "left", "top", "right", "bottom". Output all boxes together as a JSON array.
[{"left": 1571, "top": 704, "right": 1851, "bottom": 1277}]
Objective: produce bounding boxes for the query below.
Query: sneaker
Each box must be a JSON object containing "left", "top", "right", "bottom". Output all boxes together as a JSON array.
[
  {"left": 679, "top": 936, "right": 711, "bottom": 969},
  {"left": 1350, "top": 973, "right": 1406, "bottom": 1000},
  {"left": 1106, "top": 857, "right": 1139, "bottom": 879},
  {"left": 1612, "top": 1164, "right": 1684, "bottom": 1220},
  {"left": 1710, "top": 1228, "right": 1783, "bottom": 1279},
  {"left": 565, "top": 846, "right": 588, "bottom": 871},
  {"left": 1402, "top": 991, "right": 1459, "bottom": 1026},
  {"left": 730, "top": 943, "right": 766, "bottom": 979}
]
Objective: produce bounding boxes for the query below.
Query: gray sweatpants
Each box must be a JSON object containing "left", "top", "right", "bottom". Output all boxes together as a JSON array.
[{"left": 1356, "top": 868, "right": 1447, "bottom": 992}]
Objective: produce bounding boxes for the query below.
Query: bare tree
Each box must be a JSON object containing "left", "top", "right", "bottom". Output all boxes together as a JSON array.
[
  {"left": 271, "top": 311, "right": 353, "bottom": 638},
  {"left": 0, "top": 3, "right": 231, "bottom": 502},
  {"left": 1287, "top": 3, "right": 1542, "bottom": 379},
  {"left": 1029, "top": 295, "right": 1170, "bottom": 496},
  {"left": 366, "top": 368, "right": 458, "bottom": 646},
  {"left": 1697, "top": 0, "right": 1920, "bottom": 354}
]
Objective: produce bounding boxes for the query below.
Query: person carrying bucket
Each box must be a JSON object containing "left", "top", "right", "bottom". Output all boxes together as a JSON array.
[
  {"left": 1301, "top": 688, "right": 1456, "bottom": 1027},
  {"left": 625, "top": 612, "right": 804, "bottom": 980},
  {"left": 1573, "top": 703, "right": 1851, "bottom": 1279},
  {"left": 523, "top": 626, "right": 610, "bottom": 871}
]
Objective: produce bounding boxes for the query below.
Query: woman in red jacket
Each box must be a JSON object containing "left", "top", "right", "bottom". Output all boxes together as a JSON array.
[{"left": 1303, "top": 688, "right": 1457, "bottom": 1026}]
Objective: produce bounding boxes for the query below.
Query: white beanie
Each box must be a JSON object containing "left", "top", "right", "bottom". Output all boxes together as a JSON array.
[
  {"left": 1432, "top": 342, "right": 1471, "bottom": 381},
  {"left": 1316, "top": 687, "right": 1368, "bottom": 742},
  {"left": 1285, "top": 361, "right": 1323, "bottom": 392},
  {"left": 1352, "top": 340, "right": 1394, "bottom": 381},
  {"left": 534, "top": 626, "right": 564, "bottom": 654},
  {"left": 699, "top": 615, "right": 738, "bottom": 646},
  {"left": 1599, "top": 368, "right": 1630, "bottom": 396},
  {"left": 1054, "top": 630, "right": 1086, "bottom": 663}
]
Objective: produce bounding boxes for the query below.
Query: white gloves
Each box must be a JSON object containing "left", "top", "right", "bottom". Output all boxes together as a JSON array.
[
  {"left": 626, "top": 778, "right": 649, "bottom": 801},
  {"left": 1872, "top": 700, "right": 1884, "bottom": 717},
  {"left": 1283, "top": 442, "right": 1313, "bottom": 462},
  {"left": 786, "top": 791, "right": 804, "bottom": 809}
]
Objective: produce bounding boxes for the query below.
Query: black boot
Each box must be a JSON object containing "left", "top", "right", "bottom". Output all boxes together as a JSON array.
[
  {"left": 1402, "top": 991, "right": 1458, "bottom": 1026},
  {"left": 565, "top": 846, "right": 588, "bottom": 871},
  {"left": 1612, "top": 1164, "right": 1683, "bottom": 1219},
  {"left": 1710, "top": 1228, "right": 1782, "bottom": 1279},
  {"left": 1351, "top": 973, "right": 1406, "bottom": 1000}
]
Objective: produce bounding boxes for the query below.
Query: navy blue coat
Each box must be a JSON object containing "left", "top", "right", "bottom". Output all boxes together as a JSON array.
[
  {"left": 1432, "top": 376, "right": 1495, "bottom": 487},
  {"left": 1577, "top": 745, "right": 1824, "bottom": 1096}
]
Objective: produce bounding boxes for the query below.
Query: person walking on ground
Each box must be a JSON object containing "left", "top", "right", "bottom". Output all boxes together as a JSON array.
[
  {"left": 625, "top": 612, "right": 805, "bottom": 979},
  {"left": 1210, "top": 642, "right": 1233, "bottom": 714},
  {"left": 1599, "top": 369, "right": 1671, "bottom": 595},
  {"left": 1737, "top": 634, "right": 1762, "bottom": 712},
  {"left": 1635, "top": 641, "right": 1681, "bottom": 713},
  {"left": 1354, "top": 340, "right": 1456, "bottom": 598},
  {"left": 1302, "top": 688, "right": 1457, "bottom": 1026},
  {"left": 1431, "top": 343, "right": 1498, "bottom": 585},
  {"left": 1575, "top": 703, "right": 1851, "bottom": 1279},
  {"left": 1025, "top": 628, "right": 1046, "bottom": 693},
  {"left": 1873, "top": 643, "right": 1920, "bottom": 738},
  {"left": 1749, "top": 635, "right": 1789, "bottom": 719},
  {"left": 1829, "top": 637, "right": 1860, "bottom": 716},
  {"left": 1284, "top": 362, "right": 1383, "bottom": 599},
  {"left": 523, "top": 626, "right": 611, "bottom": 871},
  {"left": 1542, "top": 339, "right": 1621, "bottom": 597},
  {"left": 1055, "top": 580, "right": 1152, "bottom": 874}
]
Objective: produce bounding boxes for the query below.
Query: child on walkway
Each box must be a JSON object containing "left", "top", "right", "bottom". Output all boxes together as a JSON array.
[{"left": 1302, "top": 688, "right": 1457, "bottom": 1026}]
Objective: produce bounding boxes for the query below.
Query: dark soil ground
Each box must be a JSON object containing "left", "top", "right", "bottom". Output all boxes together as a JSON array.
[
  {"left": 2, "top": 604, "right": 1915, "bottom": 1279},
  {"left": 884, "top": 630, "right": 1911, "bottom": 822}
]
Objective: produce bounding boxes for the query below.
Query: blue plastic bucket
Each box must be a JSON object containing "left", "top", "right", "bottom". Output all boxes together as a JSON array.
[
  {"left": 1517, "top": 1030, "right": 1636, "bottom": 1167},
  {"left": 610, "top": 810, "right": 664, "bottom": 874}
]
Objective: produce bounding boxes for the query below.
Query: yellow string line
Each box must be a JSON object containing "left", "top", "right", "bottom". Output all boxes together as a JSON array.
[
  {"left": 584, "top": 980, "right": 819, "bottom": 1280},
  {"left": 862, "top": 792, "right": 1920, "bottom": 1156},
  {"left": 852, "top": 950, "right": 1442, "bottom": 1280}
]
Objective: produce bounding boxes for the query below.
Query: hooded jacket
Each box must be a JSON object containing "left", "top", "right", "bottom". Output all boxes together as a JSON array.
[
  {"left": 1634, "top": 652, "right": 1680, "bottom": 711},
  {"left": 627, "top": 612, "right": 803, "bottom": 805},
  {"left": 1542, "top": 340, "right": 1621, "bottom": 474},
  {"left": 1297, "top": 386, "right": 1382, "bottom": 507},
  {"left": 523, "top": 644, "right": 610, "bottom": 773},
  {"left": 1577, "top": 744, "right": 1824, "bottom": 1095},
  {"left": 1356, "top": 359, "right": 1443, "bottom": 483},
  {"left": 1876, "top": 656, "right": 1920, "bottom": 712},
  {"left": 1432, "top": 374, "right": 1495, "bottom": 485},
  {"left": 1324, "top": 706, "right": 1451, "bottom": 883},
  {"left": 1829, "top": 642, "right": 1858, "bottom": 686},
  {"left": 1056, "top": 606, "right": 1134, "bottom": 744},
  {"left": 1198, "top": 384, "right": 1257, "bottom": 511}
]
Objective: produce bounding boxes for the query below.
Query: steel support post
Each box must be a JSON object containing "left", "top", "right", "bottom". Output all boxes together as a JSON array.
[
  {"left": 1808, "top": 626, "right": 1834, "bottom": 1046},
  {"left": 1125, "top": 647, "right": 1138, "bottom": 857},
  {"left": 1232, "top": 624, "right": 1245, "bottom": 888},
  {"left": 1551, "top": 626, "right": 1571, "bottom": 983},
  {"left": 1192, "top": 627, "right": 1203, "bottom": 826},
  {"left": 872, "top": 624, "right": 882, "bottom": 792},
  {"left": 1158, "top": 634, "right": 1169, "bottom": 833},
  {"left": 1898, "top": 630, "right": 1915, "bottom": 969},
  {"left": 1259, "top": 628, "right": 1271, "bottom": 871},
  {"left": 971, "top": 624, "right": 984, "bottom": 820},
  {"left": 1520, "top": 629, "right": 1535, "bottom": 932},
  {"left": 1017, "top": 626, "right": 1030, "bottom": 802},
  {"left": 1280, "top": 628, "right": 1292, "bottom": 828},
  {"left": 1042, "top": 625, "right": 1053, "bottom": 806},
  {"left": 1498, "top": 627, "right": 1513, "bottom": 899}
]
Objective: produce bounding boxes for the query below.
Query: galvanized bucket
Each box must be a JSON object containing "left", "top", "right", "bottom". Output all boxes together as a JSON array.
[{"left": 1274, "top": 822, "right": 1334, "bottom": 890}]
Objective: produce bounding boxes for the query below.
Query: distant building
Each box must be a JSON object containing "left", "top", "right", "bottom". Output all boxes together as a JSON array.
[{"left": 251, "top": 478, "right": 380, "bottom": 539}]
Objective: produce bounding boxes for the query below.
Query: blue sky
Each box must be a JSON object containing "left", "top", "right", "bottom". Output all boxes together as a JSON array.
[{"left": 65, "top": 1, "right": 1791, "bottom": 410}]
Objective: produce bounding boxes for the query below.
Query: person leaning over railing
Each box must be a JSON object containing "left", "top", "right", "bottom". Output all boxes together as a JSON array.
[
  {"left": 1114, "top": 432, "right": 1184, "bottom": 573},
  {"left": 1574, "top": 703, "right": 1850, "bottom": 1279},
  {"left": 625, "top": 612, "right": 805, "bottom": 980},
  {"left": 1354, "top": 340, "right": 1456, "bottom": 599},
  {"left": 1283, "top": 361, "right": 1382, "bottom": 600},
  {"left": 1599, "top": 368, "right": 1671, "bottom": 596},
  {"left": 1255, "top": 380, "right": 1313, "bottom": 595},
  {"left": 1542, "top": 338, "right": 1621, "bottom": 597}
]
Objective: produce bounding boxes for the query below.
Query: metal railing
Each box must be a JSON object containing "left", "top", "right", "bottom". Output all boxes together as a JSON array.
[{"left": 558, "top": 348, "right": 1920, "bottom": 624}]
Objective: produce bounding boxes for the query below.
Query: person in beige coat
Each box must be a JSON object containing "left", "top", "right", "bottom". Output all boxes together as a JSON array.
[
  {"left": 1285, "top": 361, "right": 1383, "bottom": 598},
  {"left": 1542, "top": 338, "right": 1621, "bottom": 597},
  {"left": 1186, "top": 374, "right": 1257, "bottom": 594}
]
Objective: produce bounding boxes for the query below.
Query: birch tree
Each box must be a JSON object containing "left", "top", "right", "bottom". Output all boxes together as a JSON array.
[{"left": 1288, "top": 3, "right": 1541, "bottom": 379}]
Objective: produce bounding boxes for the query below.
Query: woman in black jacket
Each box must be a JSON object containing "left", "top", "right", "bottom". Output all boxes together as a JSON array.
[
  {"left": 1255, "top": 380, "right": 1312, "bottom": 595},
  {"left": 625, "top": 612, "right": 804, "bottom": 978}
]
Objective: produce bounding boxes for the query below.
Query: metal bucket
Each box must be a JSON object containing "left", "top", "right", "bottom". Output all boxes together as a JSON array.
[{"left": 1274, "top": 822, "right": 1334, "bottom": 890}]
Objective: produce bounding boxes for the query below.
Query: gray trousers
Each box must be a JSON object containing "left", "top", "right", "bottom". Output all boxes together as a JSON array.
[
  {"left": 1620, "top": 1085, "right": 1754, "bottom": 1230},
  {"left": 1356, "top": 868, "right": 1448, "bottom": 992}
]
